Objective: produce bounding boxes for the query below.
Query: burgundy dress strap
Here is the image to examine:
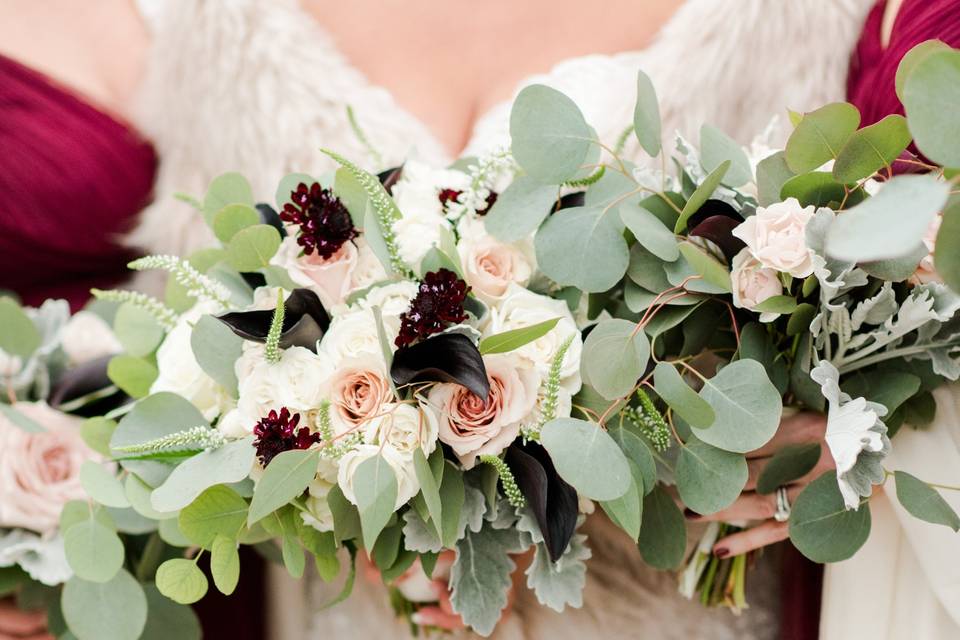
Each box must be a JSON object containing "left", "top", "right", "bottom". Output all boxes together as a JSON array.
[
  {"left": 848, "top": 0, "right": 960, "bottom": 127},
  {"left": 0, "top": 54, "right": 157, "bottom": 310}
]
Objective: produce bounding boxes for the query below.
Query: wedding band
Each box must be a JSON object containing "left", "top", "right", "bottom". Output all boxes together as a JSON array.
[{"left": 774, "top": 487, "right": 791, "bottom": 522}]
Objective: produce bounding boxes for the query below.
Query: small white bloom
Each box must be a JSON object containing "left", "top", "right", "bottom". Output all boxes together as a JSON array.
[
  {"left": 300, "top": 479, "right": 336, "bottom": 533},
  {"left": 337, "top": 443, "right": 419, "bottom": 509},
  {"left": 484, "top": 284, "right": 582, "bottom": 394},
  {"left": 362, "top": 403, "right": 438, "bottom": 459},
  {"left": 810, "top": 361, "right": 889, "bottom": 509},
  {"left": 732, "top": 198, "right": 817, "bottom": 278},
  {"left": 235, "top": 346, "right": 333, "bottom": 428},
  {"left": 391, "top": 161, "right": 468, "bottom": 268},
  {"left": 60, "top": 311, "right": 122, "bottom": 366},
  {"left": 151, "top": 313, "right": 229, "bottom": 421},
  {"left": 352, "top": 280, "right": 418, "bottom": 319}
]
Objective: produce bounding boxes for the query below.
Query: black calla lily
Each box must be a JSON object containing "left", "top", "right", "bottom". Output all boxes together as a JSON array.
[
  {"left": 390, "top": 332, "right": 489, "bottom": 399},
  {"left": 217, "top": 288, "right": 330, "bottom": 352},
  {"left": 505, "top": 441, "right": 579, "bottom": 562},
  {"left": 48, "top": 355, "right": 129, "bottom": 416},
  {"left": 687, "top": 215, "right": 746, "bottom": 261}
]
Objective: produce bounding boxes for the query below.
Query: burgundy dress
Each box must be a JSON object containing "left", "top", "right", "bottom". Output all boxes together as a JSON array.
[
  {"left": 0, "top": 54, "right": 156, "bottom": 310},
  {"left": 783, "top": 3, "right": 960, "bottom": 639}
]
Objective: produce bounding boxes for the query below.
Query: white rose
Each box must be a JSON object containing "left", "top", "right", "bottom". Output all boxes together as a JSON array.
[
  {"left": 235, "top": 346, "right": 333, "bottom": 427},
  {"left": 732, "top": 198, "right": 816, "bottom": 278},
  {"left": 350, "top": 241, "right": 390, "bottom": 294},
  {"left": 337, "top": 443, "right": 419, "bottom": 509},
  {"left": 362, "top": 403, "right": 438, "bottom": 459},
  {"left": 60, "top": 311, "right": 122, "bottom": 366},
  {"left": 300, "top": 479, "right": 335, "bottom": 532},
  {"left": 485, "top": 284, "right": 582, "bottom": 393},
  {"left": 151, "top": 316, "right": 228, "bottom": 421},
  {"left": 319, "top": 310, "right": 395, "bottom": 369},
  {"left": 730, "top": 249, "right": 783, "bottom": 322},
  {"left": 391, "top": 161, "right": 468, "bottom": 267},
  {"left": 456, "top": 217, "right": 535, "bottom": 304},
  {"left": 352, "top": 281, "right": 418, "bottom": 319}
]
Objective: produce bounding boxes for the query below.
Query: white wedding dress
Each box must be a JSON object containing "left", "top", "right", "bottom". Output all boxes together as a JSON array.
[{"left": 130, "top": 1, "right": 875, "bottom": 638}]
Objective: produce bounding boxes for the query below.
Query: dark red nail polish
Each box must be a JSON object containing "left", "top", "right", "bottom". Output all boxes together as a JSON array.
[
  {"left": 683, "top": 508, "right": 702, "bottom": 521},
  {"left": 714, "top": 547, "right": 730, "bottom": 559}
]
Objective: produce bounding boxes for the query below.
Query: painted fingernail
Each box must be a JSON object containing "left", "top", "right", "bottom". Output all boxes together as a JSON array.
[
  {"left": 683, "top": 508, "right": 701, "bottom": 521},
  {"left": 714, "top": 547, "right": 730, "bottom": 559}
]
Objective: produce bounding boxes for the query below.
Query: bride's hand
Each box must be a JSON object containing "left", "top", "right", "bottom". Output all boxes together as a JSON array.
[
  {"left": 687, "top": 412, "right": 835, "bottom": 558},
  {"left": 0, "top": 599, "right": 51, "bottom": 640}
]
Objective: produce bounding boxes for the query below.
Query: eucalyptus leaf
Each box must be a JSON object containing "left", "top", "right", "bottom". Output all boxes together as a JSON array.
[
  {"left": 179, "top": 484, "right": 249, "bottom": 547},
  {"left": 784, "top": 103, "right": 861, "bottom": 173},
  {"left": 212, "top": 204, "right": 259, "bottom": 244},
  {"left": 633, "top": 70, "right": 662, "bottom": 156},
  {"left": 540, "top": 417, "right": 631, "bottom": 501},
  {"left": 609, "top": 426, "right": 657, "bottom": 495},
  {"left": 674, "top": 162, "right": 729, "bottom": 233},
  {"left": 0, "top": 298, "right": 40, "bottom": 358},
  {"left": 832, "top": 115, "right": 912, "bottom": 183},
  {"left": 225, "top": 224, "right": 282, "bottom": 271},
  {"left": 780, "top": 172, "right": 847, "bottom": 208},
  {"left": 676, "top": 438, "right": 747, "bottom": 515},
  {"left": 894, "top": 471, "right": 960, "bottom": 531},
  {"left": 935, "top": 199, "right": 960, "bottom": 294},
  {"left": 79, "top": 462, "right": 129, "bottom": 508},
  {"left": 582, "top": 318, "right": 649, "bottom": 400},
  {"left": 637, "top": 486, "right": 686, "bottom": 570},
  {"left": 203, "top": 173, "right": 254, "bottom": 222},
  {"left": 80, "top": 418, "right": 116, "bottom": 457},
  {"left": 484, "top": 176, "right": 557, "bottom": 241},
  {"left": 693, "top": 360, "right": 782, "bottom": 453},
  {"left": 756, "top": 151, "right": 796, "bottom": 207},
  {"left": 140, "top": 585, "right": 201, "bottom": 640},
  {"left": 510, "top": 84, "right": 594, "bottom": 184},
  {"left": 620, "top": 200, "right": 679, "bottom": 261},
  {"left": 479, "top": 318, "right": 560, "bottom": 355},
  {"left": 62, "top": 571, "right": 147, "bottom": 640},
  {"left": 653, "top": 362, "right": 714, "bottom": 429},
  {"left": 63, "top": 520, "right": 124, "bottom": 583},
  {"left": 756, "top": 443, "right": 821, "bottom": 495},
  {"left": 676, "top": 242, "right": 732, "bottom": 293},
  {"left": 151, "top": 437, "right": 255, "bottom": 513},
  {"left": 902, "top": 49, "right": 960, "bottom": 168},
  {"left": 896, "top": 39, "right": 949, "bottom": 101},
  {"left": 247, "top": 448, "right": 320, "bottom": 525},
  {"left": 413, "top": 448, "right": 443, "bottom": 538},
  {"left": 190, "top": 315, "right": 243, "bottom": 396},
  {"left": 700, "top": 124, "right": 752, "bottom": 187},
  {"left": 353, "top": 454, "right": 399, "bottom": 549},
  {"left": 155, "top": 559, "right": 209, "bottom": 605},
  {"left": 106, "top": 355, "right": 157, "bottom": 399},
  {"left": 210, "top": 535, "right": 241, "bottom": 594},
  {"left": 789, "top": 473, "right": 871, "bottom": 562},
  {"left": 535, "top": 205, "right": 629, "bottom": 292},
  {"left": 825, "top": 174, "right": 949, "bottom": 262},
  {"left": 599, "top": 463, "right": 642, "bottom": 541},
  {"left": 113, "top": 303, "right": 163, "bottom": 357}
]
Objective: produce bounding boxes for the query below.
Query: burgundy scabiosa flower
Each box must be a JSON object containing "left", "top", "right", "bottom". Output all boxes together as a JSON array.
[
  {"left": 253, "top": 407, "right": 319, "bottom": 467},
  {"left": 279, "top": 182, "right": 359, "bottom": 259},
  {"left": 395, "top": 269, "right": 470, "bottom": 348},
  {"left": 438, "top": 189, "right": 498, "bottom": 216}
]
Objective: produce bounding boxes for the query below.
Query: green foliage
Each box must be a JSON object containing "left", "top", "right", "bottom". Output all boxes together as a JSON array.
[
  {"left": 600, "top": 462, "right": 643, "bottom": 541},
  {"left": 412, "top": 448, "right": 443, "bottom": 537},
  {"left": 484, "top": 176, "right": 557, "bottom": 242},
  {"left": 156, "top": 559, "right": 209, "bottom": 605},
  {"left": 202, "top": 173, "right": 254, "bottom": 224},
  {"left": 620, "top": 200, "right": 679, "bottom": 262},
  {"left": 633, "top": 70, "right": 662, "bottom": 156},
  {"left": 64, "top": 518, "right": 125, "bottom": 583},
  {"left": 894, "top": 471, "right": 960, "bottom": 531},
  {"left": 692, "top": 360, "right": 782, "bottom": 453},
  {"left": 190, "top": 314, "right": 243, "bottom": 395},
  {"left": 832, "top": 115, "right": 912, "bottom": 183},
  {"left": 510, "top": 84, "right": 594, "bottom": 184},
  {"left": 79, "top": 461, "right": 129, "bottom": 508},
  {"left": 653, "top": 362, "right": 715, "bottom": 429},
  {"left": 700, "top": 124, "right": 752, "bottom": 187},
  {"left": 107, "top": 355, "right": 158, "bottom": 399},
  {"left": 179, "top": 485, "right": 249, "bottom": 547},
  {"left": 0, "top": 297, "right": 40, "bottom": 358},
  {"left": 80, "top": 417, "right": 117, "bottom": 457},
  {"left": 541, "top": 417, "right": 631, "bottom": 501},
  {"left": 637, "top": 486, "right": 686, "bottom": 569},
  {"left": 756, "top": 151, "right": 796, "bottom": 206},
  {"left": 896, "top": 40, "right": 949, "bottom": 101},
  {"left": 212, "top": 204, "right": 259, "bottom": 244},
  {"left": 784, "top": 103, "right": 861, "bottom": 173},
  {"left": 140, "top": 585, "right": 201, "bottom": 640},
  {"left": 790, "top": 473, "right": 872, "bottom": 562},
  {"left": 247, "top": 448, "right": 320, "bottom": 525},
  {"left": 756, "top": 443, "right": 821, "bottom": 495},
  {"left": 479, "top": 455, "right": 525, "bottom": 508},
  {"left": 581, "top": 318, "right": 649, "bottom": 400},
  {"left": 902, "top": 48, "right": 960, "bottom": 168},
  {"left": 935, "top": 198, "right": 960, "bottom": 294},
  {"left": 676, "top": 438, "right": 747, "bottom": 515},
  {"left": 439, "top": 461, "right": 466, "bottom": 548},
  {"left": 674, "top": 161, "right": 729, "bottom": 233},
  {"left": 225, "top": 224, "right": 282, "bottom": 272},
  {"left": 264, "top": 290, "right": 286, "bottom": 364},
  {"left": 480, "top": 318, "right": 560, "bottom": 355},
  {"left": 113, "top": 303, "right": 164, "bottom": 357},
  {"left": 677, "top": 242, "right": 732, "bottom": 293},
  {"left": 825, "top": 174, "right": 949, "bottom": 262},
  {"left": 62, "top": 570, "right": 147, "bottom": 640},
  {"left": 609, "top": 425, "right": 657, "bottom": 495},
  {"left": 151, "top": 438, "right": 255, "bottom": 513},
  {"left": 353, "top": 454, "right": 399, "bottom": 549},
  {"left": 535, "top": 205, "right": 629, "bottom": 292},
  {"left": 779, "top": 172, "right": 848, "bottom": 208}
]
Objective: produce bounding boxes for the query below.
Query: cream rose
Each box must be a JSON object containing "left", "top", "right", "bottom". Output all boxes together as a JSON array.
[
  {"left": 456, "top": 218, "right": 535, "bottom": 304},
  {"left": 320, "top": 354, "right": 393, "bottom": 436},
  {"left": 730, "top": 248, "right": 783, "bottom": 321},
  {"left": 484, "top": 285, "right": 582, "bottom": 393},
  {"left": 428, "top": 353, "right": 539, "bottom": 468},
  {"left": 151, "top": 314, "right": 229, "bottom": 421},
  {"left": 319, "top": 309, "right": 396, "bottom": 368},
  {"left": 353, "top": 281, "right": 418, "bottom": 319},
  {"left": 272, "top": 235, "right": 358, "bottom": 308},
  {"left": 0, "top": 402, "right": 97, "bottom": 534},
  {"left": 362, "top": 403, "right": 438, "bottom": 458},
  {"left": 235, "top": 346, "right": 333, "bottom": 429},
  {"left": 732, "top": 197, "right": 816, "bottom": 277},
  {"left": 300, "top": 479, "right": 336, "bottom": 533},
  {"left": 337, "top": 444, "right": 419, "bottom": 509},
  {"left": 60, "top": 311, "right": 122, "bottom": 366}
]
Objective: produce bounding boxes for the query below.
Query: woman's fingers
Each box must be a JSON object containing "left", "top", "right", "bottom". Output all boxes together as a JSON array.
[
  {"left": 744, "top": 457, "right": 769, "bottom": 491},
  {"left": 691, "top": 485, "right": 803, "bottom": 522},
  {"left": 713, "top": 520, "right": 789, "bottom": 558},
  {"left": 0, "top": 602, "right": 47, "bottom": 635},
  {"left": 411, "top": 606, "right": 465, "bottom": 631},
  {"left": 748, "top": 412, "right": 826, "bottom": 459}
]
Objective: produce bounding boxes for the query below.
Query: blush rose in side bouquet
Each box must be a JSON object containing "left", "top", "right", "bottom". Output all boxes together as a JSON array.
[
  {"left": 65, "top": 39, "right": 960, "bottom": 638},
  {"left": 0, "top": 297, "right": 201, "bottom": 638}
]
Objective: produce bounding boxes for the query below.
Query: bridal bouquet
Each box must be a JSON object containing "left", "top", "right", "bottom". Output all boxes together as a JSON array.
[
  {"left": 0, "top": 297, "right": 184, "bottom": 636},
  {"left": 57, "top": 39, "right": 960, "bottom": 638}
]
